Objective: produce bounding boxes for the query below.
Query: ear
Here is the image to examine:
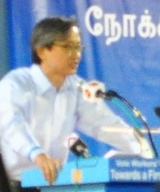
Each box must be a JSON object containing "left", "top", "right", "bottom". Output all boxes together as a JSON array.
[{"left": 36, "top": 47, "right": 46, "bottom": 61}]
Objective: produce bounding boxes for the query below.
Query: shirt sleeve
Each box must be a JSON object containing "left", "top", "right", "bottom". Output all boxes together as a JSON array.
[
  {"left": 0, "top": 78, "right": 44, "bottom": 161},
  {"left": 76, "top": 93, "right": 141, "bottom": 154},
  {"left": 76, "top": 93, "right": 128, "bottom": 133}
]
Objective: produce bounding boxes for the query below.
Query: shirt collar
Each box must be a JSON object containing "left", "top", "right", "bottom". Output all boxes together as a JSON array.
[
  {"left": 30, "top": 64, "right": 71, "bottom": 94},
  {"left": 59, "top": 77, "right": 70, "bottom": 91},
  {"left": 30, "top": 64, "right": 53, "bottom": 94}
]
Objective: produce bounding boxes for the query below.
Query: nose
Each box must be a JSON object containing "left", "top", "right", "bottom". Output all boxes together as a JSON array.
[{"left": 76, "top": 51, "right": 82, "bottom": 60}]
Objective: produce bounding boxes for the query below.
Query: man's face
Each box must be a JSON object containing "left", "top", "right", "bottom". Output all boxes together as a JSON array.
[{"left": 39, "top": 26, "right": 83, "bottom": 77}]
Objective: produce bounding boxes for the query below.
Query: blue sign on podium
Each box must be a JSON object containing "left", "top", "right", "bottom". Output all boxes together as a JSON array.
[{"left": 22, "top": 157, "right": 160, "bottom": 192}]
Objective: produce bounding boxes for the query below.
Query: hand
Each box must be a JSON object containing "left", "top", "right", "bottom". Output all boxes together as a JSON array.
[{"left": 35, "top": 154, "right": 62, "bottom": 185}]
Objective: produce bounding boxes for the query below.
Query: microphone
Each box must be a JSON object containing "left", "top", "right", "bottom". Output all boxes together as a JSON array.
[
  {"left": 78, "top": 80, "right": 158, "bottom": 158},
  {"left": 77, "top": 80, "right": 106, "bottom": 103},
  {"left": 97, "top": 90, "right": 121, "bottom": 100},
  {"left": 63, "top": 133, "right": 91, "bottom": 158},
  {"left": 77, "top": 80, "right": 123, "bottom": 101},
  {"left": 78, "top": 80, "right": 147, "bottom": 125}
]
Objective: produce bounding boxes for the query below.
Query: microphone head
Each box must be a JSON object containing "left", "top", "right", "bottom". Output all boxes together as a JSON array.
[
  {"left": 78, "top": 80, "right": 106, "bottom": 103},
  {"left": 63, "top": 133, "right": 91, "bottom": 158}
]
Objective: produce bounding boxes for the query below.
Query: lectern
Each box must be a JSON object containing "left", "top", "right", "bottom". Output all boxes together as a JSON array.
[{"left": 22, "top": 157, "right": 160, "bottom": 192}]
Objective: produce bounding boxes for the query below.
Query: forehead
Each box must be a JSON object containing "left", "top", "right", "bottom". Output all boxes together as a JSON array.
[{"left": 66, "top": 26, "right": 81, "bottom": 42}]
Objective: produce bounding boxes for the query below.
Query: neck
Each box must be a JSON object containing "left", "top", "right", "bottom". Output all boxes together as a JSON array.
[
  {"left": 40, "top": 65, "right": 65, "bottom": 90},
  {"left": 50, "top": 75, "right": 65, "bottom": 90}
]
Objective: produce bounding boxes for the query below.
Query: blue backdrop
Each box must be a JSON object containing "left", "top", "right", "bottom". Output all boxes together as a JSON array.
[{"left": 6, "top": 0, "right": 160, "bottom": 156}]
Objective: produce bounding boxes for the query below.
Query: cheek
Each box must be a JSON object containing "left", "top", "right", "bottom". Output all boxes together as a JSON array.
[
  {"left": 49, "top": 52, "right": 65, "bottom": 64},
  {"left": 55, "top": 56, "right": 69, "bottom": 70},
  {"left": 54, "top": 51, "right": 69, "bottom": 61}
]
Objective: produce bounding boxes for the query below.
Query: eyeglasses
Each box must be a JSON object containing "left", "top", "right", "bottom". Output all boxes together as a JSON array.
[{"left": 53, "top": 42, "right": 85, "bottom": 53}]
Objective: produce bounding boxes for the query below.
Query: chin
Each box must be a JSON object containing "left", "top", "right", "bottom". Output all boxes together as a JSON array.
[{"left": 68, "top": 69, "right": 77, "bottom": 75}]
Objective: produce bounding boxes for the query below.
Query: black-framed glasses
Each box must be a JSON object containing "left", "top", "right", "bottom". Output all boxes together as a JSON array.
[{"left": 53, "top": 42, "right": 85, "bottom": 53}]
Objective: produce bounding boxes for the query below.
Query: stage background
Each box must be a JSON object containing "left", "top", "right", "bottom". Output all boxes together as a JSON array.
[
  {"left": 0, "top": 0, "right": 9, "bottom": 78},
  {"left": 5, "top": 0, "right": 160, "bottom": 158}
]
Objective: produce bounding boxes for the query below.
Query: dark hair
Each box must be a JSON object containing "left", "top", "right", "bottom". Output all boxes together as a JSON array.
[{"left": 31, "top": 16, "right": 77, "bottom": 64}]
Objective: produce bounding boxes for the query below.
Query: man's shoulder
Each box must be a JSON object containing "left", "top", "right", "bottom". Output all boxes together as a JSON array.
[
  {"left": 0, "top": 66, "right": 33, "bottom": 88},
  {"left": 68, "top": 74, "right": 84, "bottom": 84},
  {"left": 3, "top": 65, "right": 30, "bottom": 78}
]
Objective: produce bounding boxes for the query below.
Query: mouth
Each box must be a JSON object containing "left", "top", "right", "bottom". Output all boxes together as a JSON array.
[{"left": 70, "top": 61, "right": 79, "bottom": 69}]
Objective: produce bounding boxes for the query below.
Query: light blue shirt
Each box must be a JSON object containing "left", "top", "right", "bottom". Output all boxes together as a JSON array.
[{"left": 0, "top": 64, "right": 140, "bottom": 180}]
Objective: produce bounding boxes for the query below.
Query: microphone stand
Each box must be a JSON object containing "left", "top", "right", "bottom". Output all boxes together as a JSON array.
[
  {"left": 117, "top": 95, "right": 158, "bottom": 158},
  {"left": 98, "top": 90, "right": 158, "bottom": 158}
]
